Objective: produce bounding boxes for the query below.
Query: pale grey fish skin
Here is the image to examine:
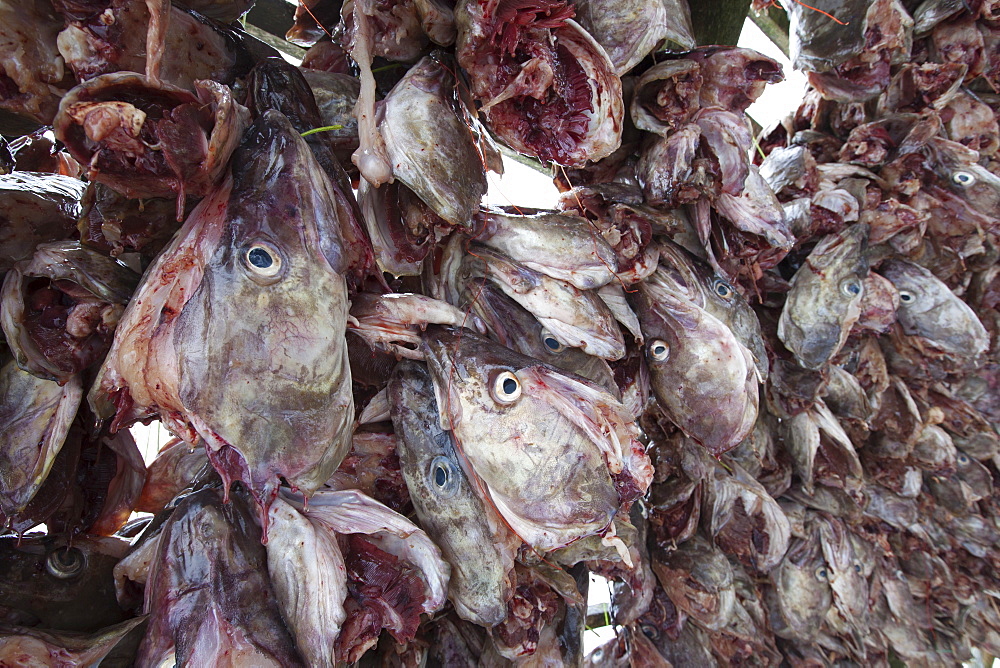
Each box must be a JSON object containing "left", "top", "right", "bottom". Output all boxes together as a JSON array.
[
  {"left": 816, "top": 515, "right": 869, "bottom": 631},
  {"left": 779, "top": 224, "right": 869, "bottom": 370},
  {"left": 461, "top": 244, "right": 626, "bottom": 360},
  {"left": 388, "top": 360, "right": 515, "bottom": 627},
  {"left": 0, "top": 354, "right": 82, "bottom": 516},
  {"left": 924, "top": 136, "right": 1000, "bottom": 219},
  {"left": 464, "top": 279, "right": 618, "bottom": 395},
  {"left": 380, "top": 55, "right": 486, "bottom": 228},
  {"left": 474, "top": 209, "right": 618, "bottom": 290},
  {"left": 879, "top": 258, "right": 989, "bottom": 359},
  {"left": 656, "top": 239, "right": 768, "bottom": 380},
  {"left": 636, "top": 124, "right": 702, "bottom": 207},
  {"left": 265, "top": 495, "right": 348, "bottom": 668},
  {"left": 632, "top": 272, "right": 759, "bottom": 456},
  {"left": 420, "top": 326, "right": 651, "bottom": 552},
  {"left": 0, "top": 173, "right": 85, "bottom": 275},
  {"left": 767, "top": 530, "right": 832, "bottom": 642}
]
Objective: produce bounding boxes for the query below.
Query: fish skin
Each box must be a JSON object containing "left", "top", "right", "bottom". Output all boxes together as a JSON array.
[
  {"left": 879, "top": 258, "right": 989, "bottom": 359},
  {"left": 136, "top": 487, "right": 304, "bottom": 667},
  {"left": 632, "top": 273, "right": 759, "bottom": 456},
  {"left": 380, "top": 55, "right": 487, "bottom": 228},
  {"left": 462, "top": 244, "right": 626, "bottom": 360},
  {"left": 91, "top": 110, "right": 354, "bottom": 520},
  {"left": 389, "top": 360, "right": 516, "bottom": 627},
  {"left": 0, "top": 354, "right": 82, "bottom": 517},
  {"left": 420, "top": 326, "right": 651, "bottom": 552},
  {"left": 779, "top": 224, "right": 869, "bottom": 370}
]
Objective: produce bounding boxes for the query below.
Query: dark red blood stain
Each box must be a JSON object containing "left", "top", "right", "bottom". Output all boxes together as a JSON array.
[{"left": 335, "top": 535, "right": 427, "bottom": 663}]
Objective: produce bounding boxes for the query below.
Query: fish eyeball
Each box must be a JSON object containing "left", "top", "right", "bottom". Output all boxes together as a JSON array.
[
  {"left": 898, "top": 290, "right": 915, "bottom": 304},
  {"left": 540, "top": 330, "right": 565, "bottom": 353},
  {"left": 952, "top": 170, "right": 976, "bottom": 186},
  {"left": 958, "top": 453, "right": 969, "bottom": 465},
  {"left": 46, "top": 547, "right": 86, "bottom": 579},
  {"left": 840, "top": 278, "right": 862, "bottom": 298},
  {"left": 712, "top": 278, "right": 734, "bottom": 299},
  {"left": 853, "top": 564, "right": 862, "bottom": 574},
  {"left": 814, "top": 566, "right": 829, "bottom": 582},
  {"left": 492, "top": 371, "right": 522, "bottom": 403},
  {"left": 640, "top": 624, "right": 660, "bottom": 640},
  {"left": 244, "top": 243, "right": 282, "bottom": 278},
  {"left": 648, "top": 340, "right": 669, "bottom": 362},
  {"left": 428, "top": 456, "right": 461, "bottom": 498}
]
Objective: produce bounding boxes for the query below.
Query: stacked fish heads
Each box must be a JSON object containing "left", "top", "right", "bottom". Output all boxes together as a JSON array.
[{"left": 2, "top": 0, "right": 1000, "bottom": 662}]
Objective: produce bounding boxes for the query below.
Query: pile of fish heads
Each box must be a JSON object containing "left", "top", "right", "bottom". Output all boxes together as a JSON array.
[{"left": 0, "top": 0, "right": 998, "bottom": 664}]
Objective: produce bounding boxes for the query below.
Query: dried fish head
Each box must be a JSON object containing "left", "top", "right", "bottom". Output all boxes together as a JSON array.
[
  {"left": 778, "top": 224, "right": 869, "bottom": 370},
  {"left": 421, "top": 326, "right": 652, "bottom": 552}
]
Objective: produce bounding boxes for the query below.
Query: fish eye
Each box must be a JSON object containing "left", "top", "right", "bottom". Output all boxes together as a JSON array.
[
  {"left": 649, "top": 340, "right": 669, "bottom": 362},
  {"left": 640, "top": 624, "right": 660, "bottom": 640},
  {"left": 853, "top": 564, "right": 862, "bottom": 574},
  {"left": 958, "top": 453, "right": 969, "bottom": 465},
  {"left": 952, "top": 170, "right": 976, "bottom": 186},
  {"left": 428, "top": 456, "right": 461, "bottom": 498},
  {"left": 713, "top": 278, "right": 734, "bottom": 299},
  {"left": 46, "top": 547, "right": 86, "bottom": 579},
  {"left": 244, "top": 243, "right": 282, "bottom": 278},
  {"left": 491, "top": 371, "right": 521, "bottom": 404},
  {"left": 898, "top": 290, "right": 915, "bottom": 303},
  {"left": 540, "top": 330, "right": 565, "bottom": 353},
  {"left": 815, "top": 566, "right": 829, "bottom": 581},
  {"left": 840, "top": 278, "right": 862, "bottom": 298}
]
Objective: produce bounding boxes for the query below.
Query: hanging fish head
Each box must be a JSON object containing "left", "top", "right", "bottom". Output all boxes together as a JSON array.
[
  {"left": 879, "top": 258, "right": 989, "bottom": 359},
  {"left": 778, "top": 224, "right": 869, "bottom": 370},
  {"left": 171, "top": 110, "right": 354, "bottom": 513},
  {"left": 421, "top": 326, "right": 652, "bottom": 552},
  {"left": 633, "top": 273, "right": 760, "bottom": 456}
]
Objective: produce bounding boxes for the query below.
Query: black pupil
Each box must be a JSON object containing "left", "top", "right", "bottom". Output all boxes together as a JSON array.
[
  {"left": 502, "top": 377, "right": 518, "bottom": 395},
  {"left": 847, "top": 283, "right": 859, "bottom": 294},
  {"left": 248, "top": 247, "right": 273, "bottom": 269},
  {"left": 716, "top": 284, "right": 729, "bottom": 296},
  {"left": 434, "top": 465, "right": 447, "bottom": 487},
  {"left": 654, "top": 345, "right": 665, "bottom": 355},
  {"left": 901, "top": 293, "right": 912, "bottom": 301},
  {"left": 544, "top": 337, "right": 560, "bottom": 350}
]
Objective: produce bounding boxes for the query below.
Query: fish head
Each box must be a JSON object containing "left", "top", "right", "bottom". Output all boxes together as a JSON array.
[
  {"left": 0, "top": 535, "right": 131, "bottom": 632},
  {"left": 466, "top": 279, "right": 618, "bottom": 392},
  {"left": 927, "top": 137, "right": 1000, "bottom": 217},
  {"left": 879, "top": 259, "right": 989, "bottom": 358},
  {"left": 769, "top": 531, "right": 832, "bottom": 640},
  {"left": 389, "top": 360, "right": 516, "bottom": 626},
  {"left": 173, "top": 110, "right": 353, "bottom": 510},
  {"left": 420, "top": 326, "right": 650, "bottom": 551},
  {"left": 634, "top": 276, "right": 759, "bottom": 455},
  {"left": 778, "top": 224, "right": 869, "bottom": 369}
]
